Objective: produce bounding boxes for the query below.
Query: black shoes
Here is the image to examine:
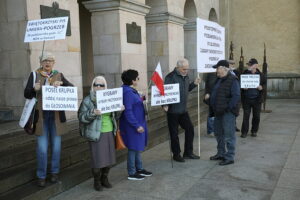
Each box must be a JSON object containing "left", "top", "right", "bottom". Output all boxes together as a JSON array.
[
  {"left": 183, "top": 153, "right": 200, "bottom": 159},
  {"left": 241, "top": 133, "right": 247, "bottom": 138},
  {"left": 37, "top": 178, "right": 46, "bottom": 187},
  {"left": 137, "top": 169, "right": 153, "bottom": 177},
  {"left": 173, "top": 155, "right": 185, "bottom": 162},
  {"left": 251, "top": 132, "right": 257, "bottom": 137},
  {"left": 128, "top": 173, "right": 145, "bottom": 180},
  {"left": 210, "top": 154, "right": 225, "bottom": 161},
  {"left": 235, "top": 127, "right": 240, "bottom": 132},
  {"left": 219, "top": 159, "right": 234, "bottom": 166},
  {"left": 50, "top": 174, "right": 59, "bottom": 183}
]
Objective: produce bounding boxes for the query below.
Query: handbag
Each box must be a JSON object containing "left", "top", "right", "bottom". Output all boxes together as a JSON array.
[
  {"left": 19, "top": 71, "right": 37, "bottom": 135},
  {"left": 115, "top": 129, "right": 126, "bottom": 150}
]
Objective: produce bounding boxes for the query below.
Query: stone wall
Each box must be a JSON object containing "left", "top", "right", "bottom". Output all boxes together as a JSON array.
[
  {"left": 0, "top": 0, "right": 30, "bottom": 119},
  {"left": 226, "top": 0, "right": 300, "bottom": 74}
]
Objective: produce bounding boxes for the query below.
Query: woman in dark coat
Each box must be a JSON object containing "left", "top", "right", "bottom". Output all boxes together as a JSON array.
[{"left": 119, "top": 69, "right": 152, "bottom": 180}]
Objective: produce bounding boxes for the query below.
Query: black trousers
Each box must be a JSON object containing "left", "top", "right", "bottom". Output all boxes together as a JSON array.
[
  {"left": 167, "top": 112, "right": 194, "bottom": 156},
  {"left": 241, "top": 98, "right": 262, "bottom": 134}
]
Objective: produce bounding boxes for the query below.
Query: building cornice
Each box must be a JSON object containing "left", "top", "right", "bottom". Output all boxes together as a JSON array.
[
  {"left": 83, "top": 0, "right": 150, "bottom": 16},
  {"left": 146, "top": 12, "right": 187, "bottom": 25}
]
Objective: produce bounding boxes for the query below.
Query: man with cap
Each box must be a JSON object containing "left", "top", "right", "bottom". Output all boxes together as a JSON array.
[
  {"left": 240, "top": 58, "right": 266, "bottom": 138},
  {"left": 209, "top": 60, "right": 240, "bottom": 165}
]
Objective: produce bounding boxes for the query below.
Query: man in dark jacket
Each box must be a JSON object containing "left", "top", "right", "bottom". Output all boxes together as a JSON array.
[
  {"left": 240, "top": 58, "right": 266, "bottom": 138},
  {"left": 209, "top": 60, "right": 240, "bottom": 166},
  {"left": 163, "top": 58, "right": 201, "bottom": 162}
]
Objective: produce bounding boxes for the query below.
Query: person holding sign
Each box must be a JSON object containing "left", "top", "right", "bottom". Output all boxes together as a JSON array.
[
  {"left": 78, "top": 76, "right": 121, "bottom": 191},
  {"left": 119, "top": 69, "right": 152, "bottom": 180},
  {"left": 24, "top": 52, "right": 73, "bottom": 187},
  {"left": 240, "top": 58, "right": 266, "bottom": 138},
  {"left": 163, "top": 58, "right": 201, "bottom": 162},
  {"left": 209, "top": 60, "right": 240, "bottom": 166}
]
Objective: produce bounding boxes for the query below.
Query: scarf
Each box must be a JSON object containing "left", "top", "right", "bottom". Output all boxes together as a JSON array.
[{"left": 36, "top": 68, "right": 59, "bottom": 83}]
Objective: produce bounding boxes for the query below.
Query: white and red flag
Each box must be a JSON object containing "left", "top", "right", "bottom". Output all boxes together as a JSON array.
[{"left": 151, "top": 62, "right": 165, "bottom": 96}]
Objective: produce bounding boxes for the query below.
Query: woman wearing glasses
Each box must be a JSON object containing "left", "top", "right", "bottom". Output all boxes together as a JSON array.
[
  {"left": 119, "top": 69, "right": 152, "bottom": 180},
  {"left": 78, "top": 76, "right": 120, "bottom": 191}
]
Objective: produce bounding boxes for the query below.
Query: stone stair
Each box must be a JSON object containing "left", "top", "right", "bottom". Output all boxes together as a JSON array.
[{"left": 0, "top": 91, "right": 206, "bottom": 200}]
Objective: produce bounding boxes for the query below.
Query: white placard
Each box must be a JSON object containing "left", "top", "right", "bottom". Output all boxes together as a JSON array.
[
  {"left": 96, "top": 88, "right": 123, "bottom": 114},
  {"left": 24, "top": 17, "right": 68, "bottom": 42},
  {"left": 240, "top": 75, "right": 260, "bottom": 88},
  {"left": 151, "top": 84, "right": 180, "bottom": 106},
  {"left": 42, "top": 86, "right": 78, "bottom": 111},
  {"left": 197, "top": 18, "right": 225, "bottom": 73}
]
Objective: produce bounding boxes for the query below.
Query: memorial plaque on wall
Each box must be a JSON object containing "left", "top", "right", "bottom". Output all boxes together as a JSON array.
[
  {"left": 126, "top": 22, "right": 141, "bottom": 44},
  {"left": 40, "top": 2, "right": 71, "bottom": 36}
]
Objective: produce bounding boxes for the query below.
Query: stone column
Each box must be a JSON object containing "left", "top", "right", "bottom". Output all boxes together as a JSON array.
[
  {"left": 145, "top": 12, "right": 186, "bottom": 77},
  {"left": 83, "top": 0, "right": 150, "bottom": 91}
]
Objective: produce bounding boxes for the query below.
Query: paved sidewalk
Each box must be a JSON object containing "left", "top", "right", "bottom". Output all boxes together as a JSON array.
[{"left": 50, "top": 99, "right": 300, "bottom": 200}]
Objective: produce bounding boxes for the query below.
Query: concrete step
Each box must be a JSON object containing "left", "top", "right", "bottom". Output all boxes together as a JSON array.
[
  {"left": 0, "top": 142, "right": 90, "bottom": 194},
  {"left": 0, "top": 109, "right": 14, "bottom": 123}
]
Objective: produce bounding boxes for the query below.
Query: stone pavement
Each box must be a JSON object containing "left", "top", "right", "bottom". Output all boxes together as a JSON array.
[{"left": 49, "top": 99, "right": 300, "bottom": 200}]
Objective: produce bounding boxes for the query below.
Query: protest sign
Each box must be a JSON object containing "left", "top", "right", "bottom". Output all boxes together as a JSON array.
[
  {"left": 42, "top": 86, "right": 78, "bottom": 111},
  {"left": 197, "top": 18, "right": 225, "bottom": 73},
  {"left": 96, "top": 88, "right": 123, "bottom": 114},
  {"left": 240, "top": 74, "right": 260, "bottom": 88},
  {"left": 24, "top": 17, "right": 68, "bottom": 42},
  {"left": 151, "top": 84, "right": 180, "bottom": 106}
]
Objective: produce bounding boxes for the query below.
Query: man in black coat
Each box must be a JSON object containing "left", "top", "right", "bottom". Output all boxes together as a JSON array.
[
  {"left": 240, "top": 58, "right": 266, "bottom": 138},
  {"left": 209, "top": 60, "right": 240, "bottom": 166}
]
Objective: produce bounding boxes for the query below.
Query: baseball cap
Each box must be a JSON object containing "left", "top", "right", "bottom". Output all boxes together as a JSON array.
[
  {"left": 212, "top": 60, "right": 229, "bottom": 68},
  {"left": 247, "top": 58, "right": 258, "bottom": 66}
]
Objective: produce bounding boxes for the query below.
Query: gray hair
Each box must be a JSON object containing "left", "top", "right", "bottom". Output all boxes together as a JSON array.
[
  {"left": 176, "top": 58, "right": 189, "bottom": 68},
  {"left": 90, "top": 76, "right": 108, "bottom": 92}
]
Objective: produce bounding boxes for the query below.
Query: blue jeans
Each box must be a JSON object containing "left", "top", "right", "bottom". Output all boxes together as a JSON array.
[
  {"left": 127, "top": 149, "right": 143, "bottom": 176},
  {"left": 36, "top": 111, "right": 61, "bottom": 179},
  {"left": 214, "top": 112, "right": 236, "bottom": 161},
  {"left": 207, "top": 116, "right": 215, "bottom": 134}
]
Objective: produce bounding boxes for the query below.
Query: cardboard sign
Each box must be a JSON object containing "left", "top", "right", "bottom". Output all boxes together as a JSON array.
[
  {"left": 96, "top": 88, "right": 123, "bottom": 114},
  {"left": 42, "top": 86, "right": 78, "bottom": 111},
  {"left": 240, "top": 74, "right": 260, "bottom": 88},
  {"left": 151, "top": 84, "right": 180, "bottom": 106},
  {"left": 24, "top": 17, "right": 68, "bottom": 42},
  {"left": 197, "top": 18, "right": 225, "bottom": 73}
]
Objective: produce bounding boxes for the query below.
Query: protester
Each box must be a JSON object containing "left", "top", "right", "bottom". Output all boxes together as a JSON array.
[
  {"left": 78, "top": 76, "right": 122, "bottom": 191},
  {"left": 119, "top": 69, "right": 152, "bottom": 180},
  {"left": 241, "top": 58, "right": 266, "bottom": 138},
  {"left": 163, "top": 58, "right": 201, "bottom": 162},
  {"left": 24, "top": 52, "right": 73, "bottom": 187},
  {"left": 209, "top": 60, "right": 240, "bottom": 165},
  {"left": 204, "top": 72, "right": 218, "bottom": 137}
]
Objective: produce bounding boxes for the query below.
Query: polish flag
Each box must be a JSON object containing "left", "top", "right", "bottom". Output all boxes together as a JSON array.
[{"left": 151, "top": 62, "right": 165, "bottom": 96}]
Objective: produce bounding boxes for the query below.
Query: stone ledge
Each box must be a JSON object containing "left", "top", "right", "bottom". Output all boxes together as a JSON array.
[
  {"left": 268, "top": 73, "right": 300, "bottom": 79},
  {"left": 83, "top": 0, "right": 150, "bottom": 16},
  {"left": 146, "top": 12, "right": 187, "bottom": 25}
]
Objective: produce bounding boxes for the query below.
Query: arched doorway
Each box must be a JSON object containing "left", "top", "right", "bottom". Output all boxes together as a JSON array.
[
  {"left": 208, "top": 8, "right": 218, "bottom": 22},
  {"left": 183, "top": 0, "right": 197, "bottom": 78}
]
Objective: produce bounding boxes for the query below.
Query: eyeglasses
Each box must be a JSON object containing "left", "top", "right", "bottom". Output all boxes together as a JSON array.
[
  {"left": 93, "top": 83, "right": 105, "bottom": 87},
  {"left": 136, "top": 77, "right": 140, "bottom": 81},
  {"left": 43, "top": 59, "right": 54, "bottom": 63}
]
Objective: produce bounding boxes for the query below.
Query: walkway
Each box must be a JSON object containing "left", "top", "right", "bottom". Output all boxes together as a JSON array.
[{"left": 49, "top": 99, "right": 300, "bottom": 200}]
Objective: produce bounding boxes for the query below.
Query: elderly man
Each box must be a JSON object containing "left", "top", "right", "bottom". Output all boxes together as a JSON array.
[
  {"left": 241, "top": 58, "right": 266, "bottom": 138},
  {"left": 209, "top": 60, "right": 240, "bottom": 165},
  {"left": 163, "top": 58, "right": 201, "bottom": 162}
]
